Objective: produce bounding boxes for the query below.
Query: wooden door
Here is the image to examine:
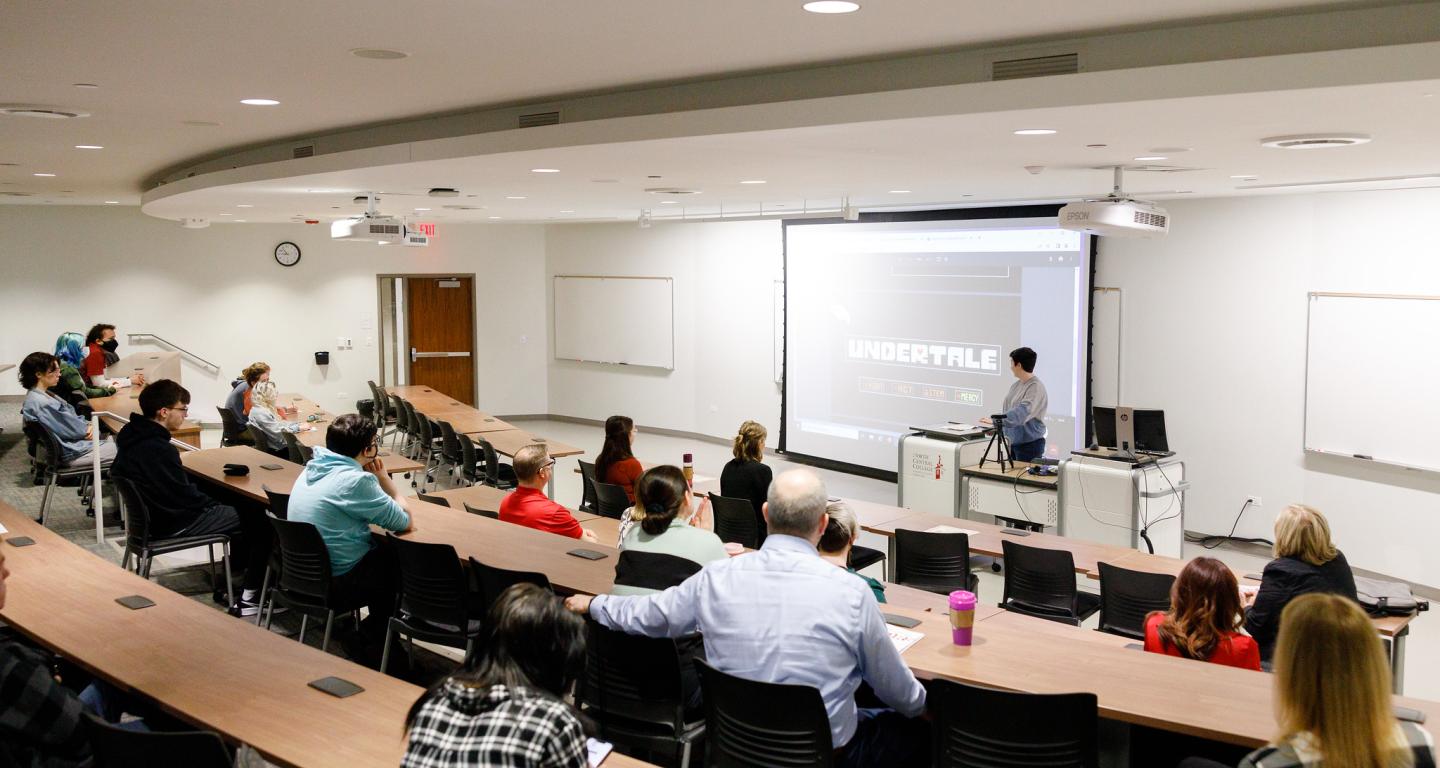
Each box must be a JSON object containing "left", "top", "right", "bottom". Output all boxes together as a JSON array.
[{"left": 406, "top": 276, "right": 476, "bottom": 405}]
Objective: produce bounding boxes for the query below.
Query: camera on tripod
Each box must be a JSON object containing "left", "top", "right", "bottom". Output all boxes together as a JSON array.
[{"left": 980, "top": 414, "right": 1013, "bottom": 470}]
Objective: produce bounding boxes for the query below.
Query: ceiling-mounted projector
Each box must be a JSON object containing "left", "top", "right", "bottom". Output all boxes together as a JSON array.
[
  {"left": 331, "top": 215, "right": 405, "bottom": 241},
  {"left": 1058, "top": 167, "right": 1170, "bottom": 238}
]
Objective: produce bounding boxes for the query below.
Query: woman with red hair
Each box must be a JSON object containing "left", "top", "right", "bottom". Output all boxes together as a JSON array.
[{"left": 1144, "top": 556, "right": 1260, "bottom": 671}]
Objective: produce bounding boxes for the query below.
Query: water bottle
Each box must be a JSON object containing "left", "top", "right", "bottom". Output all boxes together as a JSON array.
[
  {"left": 682, "top": 453, "right": 694, "bottom": 486},
  {"left": 949, "top": 590, "right": 976, "bottom": 646}
]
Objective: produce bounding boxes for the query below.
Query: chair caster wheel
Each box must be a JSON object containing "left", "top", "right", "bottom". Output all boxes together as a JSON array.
[
  {"left": 991, "top": 563, "right": 1002, "bottom": 573},
  {"left": 85, "top": 507, "right": 95, "bottom": 518}
]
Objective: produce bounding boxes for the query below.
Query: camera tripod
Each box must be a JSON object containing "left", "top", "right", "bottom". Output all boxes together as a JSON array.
[{"left": 979, "top": 414, "right": 1014, "bottom": 471}]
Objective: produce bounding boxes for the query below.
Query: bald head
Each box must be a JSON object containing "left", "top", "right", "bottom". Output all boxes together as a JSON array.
[{"left": 764, "top": 469, "right": 829, "bottom": 540}]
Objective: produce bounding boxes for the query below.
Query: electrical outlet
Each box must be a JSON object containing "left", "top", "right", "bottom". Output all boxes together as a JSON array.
[{"left": 1246, "top": 495, "right": 1262, "bottom": 507}]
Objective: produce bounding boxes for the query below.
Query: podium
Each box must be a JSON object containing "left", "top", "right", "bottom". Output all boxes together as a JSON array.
[
  {"left": 88, "top": 351, "right": 200, "bottom": 449},
  {"left": 1060, "top": 453, "right": 1188, "bottom": 557},
  {"left": 897, "top": 424, "right": 993, "bottom": 516},
  {"left": 108, "top": 351, "right": 181, "bottom": 385}
]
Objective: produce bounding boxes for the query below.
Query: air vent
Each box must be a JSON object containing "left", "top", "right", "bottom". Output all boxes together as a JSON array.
[
  {"left": 1133, "top": 210, "right": 1168, "bottom": 228},
  {"left": 0, "top": 104, "right": 91, "bottom": 119},
  {"left": 1119, "top": 165, "right": 1202, "bottom": 173},
  {"left": 1261, "top": 133, "right": 1372, "bottom": 149},
  {"left": 0, "top": 191, "right": 33, "bottom": 197},
  {"left": 518, "top": 111, "right": 560, "bottom": 128},
  {"left": 991, "top": 53, "right": 1079, "bottom": 81},
  {"left": 292, "top": 145, "right": 314, "bottom": 159},
  {"left": 366, "top": 223, "right": 402, "bottom": 235}
]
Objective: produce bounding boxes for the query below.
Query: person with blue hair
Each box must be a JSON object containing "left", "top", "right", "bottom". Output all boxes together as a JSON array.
[{"left": 52, "top": 332, "right": 114, "bottom": 410}]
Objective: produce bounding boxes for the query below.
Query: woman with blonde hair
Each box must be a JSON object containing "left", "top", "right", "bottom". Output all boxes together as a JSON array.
[
  {"left": 1244, "top": 505, "right": 1357, "bottom": 664},
  {"left": 720, "top": 419, "right": 773, "bottom": 545},
  {"left": 1144, "top": 556, "right": 1259, "bottom": 670},
  {"left": 1239, "top": 593, "right": 1434, "bottom": 767},
  {"left": 246, "top": 380, "right": 311, "bottom": 458},
  {"left": 224, "top": 361, "right": 270, "bottom": 425}
]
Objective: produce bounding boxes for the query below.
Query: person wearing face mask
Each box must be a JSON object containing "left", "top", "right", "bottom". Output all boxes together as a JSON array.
[{"left": 82, "top": 324, "right": 140, "bottom": 390}]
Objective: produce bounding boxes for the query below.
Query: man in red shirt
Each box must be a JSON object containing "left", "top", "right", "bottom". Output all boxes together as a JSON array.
[{"left": 498, "top": 445, "right": 599, "bottom": 542}]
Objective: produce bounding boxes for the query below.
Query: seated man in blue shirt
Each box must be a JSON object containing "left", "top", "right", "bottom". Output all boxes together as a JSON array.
[
  {"left": 289, "top": 414, "right": 413, "bottom": 669},
  {"left": 565, "top": 468, "right": 929, "bottom": 768}
]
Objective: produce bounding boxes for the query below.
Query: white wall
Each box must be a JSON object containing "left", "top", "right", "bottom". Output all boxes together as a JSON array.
[
  {"left": 0, "top": 206, "right": 548, "bottom": 419},
  {"left": 545, "top": 219, "right": 783, "bottom": 444},
  {"left": 1098, "top": 188, "right": 1440, "bottom": 586}
]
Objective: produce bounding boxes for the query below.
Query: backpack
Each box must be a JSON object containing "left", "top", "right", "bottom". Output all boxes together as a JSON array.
[{"left": 1354, "top": 575, "right": 1429, "bottom": 617}]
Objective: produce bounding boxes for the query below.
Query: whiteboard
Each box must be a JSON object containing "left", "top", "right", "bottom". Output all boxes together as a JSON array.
[
  {"left": 553, "top": 275, "right": 674, "bottom": 369},
  {"left": 1305, "top": 293, "right": 1440, "bottom": 472}
]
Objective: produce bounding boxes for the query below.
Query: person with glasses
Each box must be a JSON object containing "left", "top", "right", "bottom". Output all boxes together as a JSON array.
[
  {"left": 111, "top": 379, "right": 272, "bottom": 615},
  {"left": 289, "top": 414, "right": 414, "bottom": 669},
  {"left": 499, "top": 445, "right": 599, "bottom": 542},
  {"left": 18, "top": 351, "right": 118, "bottom": 466}
]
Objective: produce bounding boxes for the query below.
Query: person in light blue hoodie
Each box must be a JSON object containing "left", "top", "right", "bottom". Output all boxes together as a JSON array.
[
  {"left": 18, "top": 352, "right": 117, "bottom": 466},
  {"left": 288, "top": 413, "right": 412, "bottom": 668}
]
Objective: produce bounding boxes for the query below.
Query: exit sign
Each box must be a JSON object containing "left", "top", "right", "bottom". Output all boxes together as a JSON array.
[{"left": 410, "top": 222, "right": 436, "bottom": 238}]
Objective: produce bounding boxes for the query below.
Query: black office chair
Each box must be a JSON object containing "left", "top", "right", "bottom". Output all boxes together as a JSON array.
[
  {"left": 417, "top": 493, "right": 451, "bottom": 507},
  {"left": 437, "top": 420, "right": 464, "bottom": 486},
  {"left": 1096, "top": 561, "right": 1175, "bottom": 640},
  {"left": 216, "top": 406, "right": 254, "bottom": 447},
  {"left": 469, "top": 557, "right": 552, "bottom": 615},
  {"left": 262, "top": 485, "right": 290, "bottom": 520},
  {"left": 280, "top": 430, "right": 310, "bottom": 464},
  {"left": 457, "top": 433, "right": 484, "bottom": 487},
  {"left": 382, "top": 536, "right": 485, "bottom": 673},
  {"left": 389, "top": 394, "right": 413, "bottom": 453},
  {"left": 474, "top": 435, "right": 517, "bottom": 490},
  {"left": 412, "top": 414, "right": 444, "bottom": 490},
  {"left": 264, "top": 515, "right": 363, "bottom": 652},
  {"left": 577, "top": 460, "right": 600, "bottom": 512},
  {"left": 578, "top": 619, "right": 706, "bottom": 768},
  {"left": 695, "top": 659, "right": 834, "bottom": 767},
  {"left": 929, "top": 678, "right": 1098, "bottom": 768},
  {"left": 249, "top": 425, "right": 288, "bottom": 460},
  {"left": 23, "top": 420, "right": 108, "bottom": 525},
  {"left": 894, "top": 529, "right": 980, "bottom": 596},
  {"left": 614, "top": 550, "right": 703, "bottom": 593},
  {"left": 250, "top": 485, "right": 291, "bottom": 624},
  {"left": 999, "top": 540, "right": 1101, "bottom": 626},
  {"left": 368, "top": 380, "right": 396, "bottom": 440},
  {"left": 708, "top": 493, "right": 760, "bottom": 549},
  {"left": 595, "top": 480, "right": 631, "bottom": 520},
  {"left": 848, "top": 544, "right": 886, "bottom": 573},
  {"left": 463, "top": 501, "right": 499, "bottom": 520},
  {"left": 399, "top": 398, "right": 423, "bottom": 459},
  {"left": 113, "top": 476, "right": 233, "bottom": 607},
  {"left": 85, "top": 713, "right": 231, "bottom": 767}
]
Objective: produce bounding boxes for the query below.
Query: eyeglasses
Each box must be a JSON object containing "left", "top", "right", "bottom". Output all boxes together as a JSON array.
[{"left": 167, "top": 405, "right": 190, "bottom": 413}]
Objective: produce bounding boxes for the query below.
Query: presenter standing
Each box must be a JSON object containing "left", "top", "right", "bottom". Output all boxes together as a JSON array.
[{"left": 980, "top": 346, "right": 1048, "bottom": 462}]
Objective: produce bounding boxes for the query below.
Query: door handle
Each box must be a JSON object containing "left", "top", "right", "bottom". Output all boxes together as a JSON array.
[{"left": 411, "top": 347, "right": 471, "bottom": 362}]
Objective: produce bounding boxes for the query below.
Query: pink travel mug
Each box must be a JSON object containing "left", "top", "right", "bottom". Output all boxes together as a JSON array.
[{"left": 949, "top": 590, "right": 976, "bottom": 646}]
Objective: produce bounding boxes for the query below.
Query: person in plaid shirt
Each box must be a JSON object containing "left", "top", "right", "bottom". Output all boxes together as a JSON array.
[{"left": 403, "top": 583, "right": 588, "bottom": 768}]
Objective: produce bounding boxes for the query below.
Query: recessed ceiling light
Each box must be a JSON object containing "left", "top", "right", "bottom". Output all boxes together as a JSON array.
[
  {"left": 530, "top": 168, "right": 560, "bottom": 173},
  {"left": 73, "top": 83, "right": 100, "bottom": 89},
  {"left": 235, "top": 219, "right": 247, "bottom": 222},
  {"left": 350, "top": 48, "right": 408, "bottom": 60},
  {"left": 488, "top": 216, "right": 502, "bottom": 220},
  {"left": 220, "top": 213, "right": 233, "bottom": 216},
  {"left": 659, "top": 200, "right": 678, "bottom": 205},
  {"left": 505, "top": 196, "right": 526, "bottom": 200},
  {"left": 1134, "top": 156, "right": 1168, "bottom": 161},
  {"left": 104, "top": 200, "right": 119, "bottom": 204},
  {"left": 1260, "top": 133, "right": 1371, "bottom": 149},
  {"left": 1014, "top": 129, "right": 1057, "bottom": 136},
  {"left": 803, "top": 1, "right": 860, "bottom": 13},
  {"left": 740, "top": 179, "right": 767, "bottom": 184},
  {"left": 240, "top": 98, "right": 280, "bottom": 106},
  {"left": 1230, "top": 174, "right": 1259, "bottom": 179},
  {"left": 236, "top": 204, "right": 253, "bottom": 208},
  {"left": 414, "top": 207, "right": 431, "bottom": 211},
  {"left": 560, "top": 210, "right": 575, "bottom": 213},
  {"left": 74, "top": 144, "right": 103, "bottom": 150},
  {"left": 33, "top": 172, "right": 55, "bottom": 177},
  {"left": 888, "top": 190, "right": 911, "bottom": 194}
]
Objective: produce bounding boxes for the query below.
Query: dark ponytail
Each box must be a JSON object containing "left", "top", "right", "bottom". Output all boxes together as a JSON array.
[
  {"left": 636, "top": 465, "right": 688, "bottom": 535},
  {"left": 595, "top": 415, "right": 634, "bottom": 481}
]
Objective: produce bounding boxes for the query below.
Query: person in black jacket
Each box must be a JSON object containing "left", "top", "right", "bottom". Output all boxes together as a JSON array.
[
  {"left": 111, "top": 380, "right": 271, "bottom": 617},
  {"left": 1243, "top": 504, "right": 1358, "bottom": 663},
  {"left": 720, "top": 420, "right": 773, "bottom": 547}
]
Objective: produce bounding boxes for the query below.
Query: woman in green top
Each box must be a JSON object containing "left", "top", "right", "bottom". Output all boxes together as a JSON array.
[
  {"left": 51, "top": 332, "right": 114, "bottom": 410},
  {"left": 820, "top": 500, "right": 887, "bottom": 604},
  {"left": 612, "top": 466, "right": 726, "bottom": 597}
]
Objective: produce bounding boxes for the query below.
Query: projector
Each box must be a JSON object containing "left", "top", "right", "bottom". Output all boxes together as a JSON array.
[
  {"left": 331, "top": 215, "right": 405, "bottom": 242},
  {"left": 1058, "top": 198, "right": 1169, "bottom": 238}
]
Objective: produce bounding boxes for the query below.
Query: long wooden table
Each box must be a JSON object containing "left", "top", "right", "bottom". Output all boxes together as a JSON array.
[
  {"left": 88, "top": 390, "right": 202, "bottom": 449},
  {"left": 278, "top": 393, "right": 425, "bottom": 476}
]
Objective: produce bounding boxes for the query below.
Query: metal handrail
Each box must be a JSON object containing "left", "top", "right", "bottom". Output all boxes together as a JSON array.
[{"left": 126, "top": 333, "right": 221, "bottom": 374}]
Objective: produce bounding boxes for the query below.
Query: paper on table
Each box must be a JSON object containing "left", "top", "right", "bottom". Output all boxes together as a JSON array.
[
  {"left": 888, "top": 625, "right": 924, "bottom": 654},
  {"left": 587, "top": 738, "right": 614, "bottom": 766},
  {"left": 0, "top": 522, "right": 7, "bottom": 535},
  {"left": 926, "top": 524, "right": 980, "bottom": 536}
]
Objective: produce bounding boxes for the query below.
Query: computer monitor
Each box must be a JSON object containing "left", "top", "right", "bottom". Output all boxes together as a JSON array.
[{"left": 1091, "top": 406, "right": 1169, "bottom": 453}]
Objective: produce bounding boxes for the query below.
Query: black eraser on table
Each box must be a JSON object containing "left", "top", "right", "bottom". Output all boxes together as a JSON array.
[
  {"left": 6, "top": 537, "right": 35, "bottom": 547},
  {"left": 116, "top": 595, "right": 156, "bottom": 610},
  {"left": 566, "top": 549, "right": 608, "bottom": 560},
  {"left": 1000, "top": 529, "right": 1031, "bottom": 537},
  {"left": 882, "top": 613, "right": 921, "bottom": 628}
]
